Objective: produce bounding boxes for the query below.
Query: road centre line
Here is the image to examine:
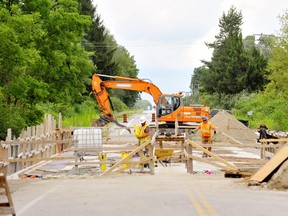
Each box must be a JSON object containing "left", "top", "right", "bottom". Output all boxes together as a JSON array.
[
  {"left": 197, "top": 192, "right": 219, "bottom": 216},
  {"left": 183, "top": 182, "right": 218, "bottom": 216},
  {"left": 186, "top": 191, "right": 208, "bottom": 216}
]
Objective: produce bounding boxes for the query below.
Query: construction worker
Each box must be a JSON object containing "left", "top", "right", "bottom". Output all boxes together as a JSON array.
[
  {"left": 257, "top": 124, "right": 278, "bottom": 144},
  {"left": 258, "top": 124, "right": 268, "bottom": 140},
  {"left": 192, "top": 116, "right": 216, "bottom": 157},
  {"left": 134, "top": 116, "right": 150, "bottom": 146},
  {"left": 134, "top": 115, "right": 150, "bottom": 164}
]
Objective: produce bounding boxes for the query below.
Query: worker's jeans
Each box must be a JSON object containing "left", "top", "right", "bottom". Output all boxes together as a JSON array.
[{"left": 201, "top": 136, "right": 212, "bottom": 157}]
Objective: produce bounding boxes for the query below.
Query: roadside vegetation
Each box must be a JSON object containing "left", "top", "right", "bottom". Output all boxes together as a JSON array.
[
  {"left": 0, "top": 1, "right": 287, "bottom": 140},
  {"left": 187, "top": 6, "right": 288, "bottom": 131}
]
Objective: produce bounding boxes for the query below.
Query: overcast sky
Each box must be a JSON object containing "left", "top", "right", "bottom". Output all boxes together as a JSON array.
[{"left": 93, "top": 0, "right": 287, "bottom": 103}]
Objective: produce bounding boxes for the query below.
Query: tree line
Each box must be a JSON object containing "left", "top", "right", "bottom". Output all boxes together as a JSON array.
[
  {"left": 1, "top": 2, "right": 287, "bottom": 140},
  {"left": 0, "top": 0, "right": 139, "bottom": 139},
  {"left": 189, "top": 6, "right": 288, "bottom": 131}
]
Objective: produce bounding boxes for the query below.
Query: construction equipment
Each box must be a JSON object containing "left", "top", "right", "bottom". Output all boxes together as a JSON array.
[{"left": 92, "top": 73, "right": 210, "bottom": 132}]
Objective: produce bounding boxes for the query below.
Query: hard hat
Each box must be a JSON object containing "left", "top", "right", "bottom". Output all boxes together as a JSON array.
[
  {"left": 202, "top": 116, "right": 208, "bottom": 121},
  {"left": 139, "top": 116, "right": 146, "bottom": 124}
]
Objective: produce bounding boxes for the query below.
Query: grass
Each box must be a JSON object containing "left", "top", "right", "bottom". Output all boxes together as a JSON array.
[{"left": 62, "top": 108, "right": 143, "bottom": 127}]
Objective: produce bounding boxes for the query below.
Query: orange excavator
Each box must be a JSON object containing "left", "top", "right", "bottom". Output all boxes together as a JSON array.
[{"left": 92, "top": 73, "right": 210, "bottom": 131}]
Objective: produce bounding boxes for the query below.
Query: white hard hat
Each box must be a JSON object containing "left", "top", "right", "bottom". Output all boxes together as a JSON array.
[{"left": 139, "top": 116, "right": 146, "bottom": 124}]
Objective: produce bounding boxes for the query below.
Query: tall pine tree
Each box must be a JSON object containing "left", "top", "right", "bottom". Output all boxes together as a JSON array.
[{"left": 201, "top": 6, "right": 268, "bottom": 94}]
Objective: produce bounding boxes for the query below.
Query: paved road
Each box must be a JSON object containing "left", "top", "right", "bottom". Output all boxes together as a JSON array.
[
  {"left": 6, "top": 112, "right": 288, "bottom": 216},
  {"left": 8, "top": 164, "right": 288, "bottom": 216}
]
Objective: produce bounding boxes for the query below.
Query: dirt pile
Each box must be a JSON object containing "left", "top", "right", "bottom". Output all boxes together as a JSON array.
[
  {"left": 267, "top": 159, "right": 288, "bottom": 190},
  {"left": 209, "top": 111, "right": 258, "bottom": 144}
]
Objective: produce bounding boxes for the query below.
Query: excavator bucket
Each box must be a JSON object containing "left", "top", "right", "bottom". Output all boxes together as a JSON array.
[{"left": 92, "top": 115, "right": 131, "bottom": 134}]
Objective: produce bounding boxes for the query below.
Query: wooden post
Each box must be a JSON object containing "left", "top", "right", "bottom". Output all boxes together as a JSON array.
[
  {"left": 5, "top": 129, "right": 12, "bottom": 175},
  {"left": 11, "top": 137, "right": 18, "bottom": 173},
  {"left": 159, "top": 140, "right": 163, "bottom": 149},
  {"left": 139, "top": 149, "right": 144, "bottom": 172},
  {"left": 261, "top": 141, "right": 267, "bottom": 159},
  {"left": 180, "top": 139, "right": 185, "bottom": 163},
  {"left": 0, "top": 143, "right": 8, "bottom": 176},
  {"left": 148, "top": 144, "right": 155, "bottom": 175},
  {"left": 187, "top": 141, "right": 193, "bottom": 173},
  {"left": 58, "top": 112, "right": 62, "bottom": 129}
]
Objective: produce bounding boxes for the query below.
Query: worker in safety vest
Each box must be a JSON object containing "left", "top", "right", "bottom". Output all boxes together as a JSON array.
[
  {"left": 193, "top": 116, "right": 216, "bottom": 158},
  {"left": 134, "top": 116, "right": 150, "bottom": 146}
]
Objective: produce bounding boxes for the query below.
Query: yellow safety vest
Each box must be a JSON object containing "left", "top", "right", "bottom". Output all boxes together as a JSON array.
[{"left": 134, "top": 124, "right": 150, "bottom": 143}]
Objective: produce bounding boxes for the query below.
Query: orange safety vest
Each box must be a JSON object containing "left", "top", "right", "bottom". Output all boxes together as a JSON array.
[{"left": 198, "top": 122, "right": 215, "bottom": 138}]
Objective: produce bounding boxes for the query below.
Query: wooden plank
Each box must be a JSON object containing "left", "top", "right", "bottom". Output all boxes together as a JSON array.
[
  {"left": 114, "top": 156, "right": 153, "bottom": 173},
  {"left": 66, "top": 161, "right": 128, "bottom": 165},
  {"left": 193, "top": 143, "right": 280, "bottom": 148},
  {"left": 73, "top": 147, "right": 135, "bottom": 152},
  {"left": 0, "top": 139, "right": 76, "bottom": 145},
  {"left": 187, "top": 139, "right": 238, "bottom": 170},
  {"left": 250, "top": 144, "right": 288, "bottom": 183},
  {"left": 156, "top": 136, "right": 185, "bottom": 141},
  {"left": 222, "top": 132, "right": 247, "bottom": 145},
  {"left": 260, "top": 138, "right": 288, "bottom": 142},
  {"left": 3, "top": 156, "right": 75, "bottom": 163},
  {"left": 188, "top": 155, "right": 228, "bottom": 169}
]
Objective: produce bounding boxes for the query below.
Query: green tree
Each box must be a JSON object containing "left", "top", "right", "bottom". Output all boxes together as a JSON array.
[
  {"left": 23, "top": 0, "right": 93, "bottom": 104},
  {"left": 78, "top": 1, "right": 140, "bottom": 109},
  {"left": 256, "top": 34, "right": 275, "bottom": 59},
  {"left": 0, "top": 0, "right": 93, "bottom": 139},
  {"left": 233, "top": 11, "right": 288, "bottom": 131},
  {"left": 190, "top": 66, "right": 205, "bottom": 95},
  {"left": 201, "top": 6, "right": 268, "bottom": 95},
  {"left": 111, "top": 45, "right": 139, "bottom": 107},
  {"left": 267, "top": 12, "right": 288, "bottom": 99},
  {"left": 84, "top": 9, "right": 118, "bottom": 76}
]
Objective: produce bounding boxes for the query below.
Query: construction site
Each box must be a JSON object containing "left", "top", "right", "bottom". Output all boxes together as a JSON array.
[{"left": 1, "top": 111, "right": 288, "bottom": 216}]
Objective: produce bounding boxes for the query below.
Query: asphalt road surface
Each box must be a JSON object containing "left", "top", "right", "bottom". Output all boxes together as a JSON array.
[
  {"left": 5, "top": 112, "right": 288, "bottom": 216},
  {"left": 8, "top": 164, "right": 288, "bottom": 216}
]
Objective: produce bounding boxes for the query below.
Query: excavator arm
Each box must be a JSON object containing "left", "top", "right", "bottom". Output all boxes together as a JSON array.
[{"left": 91, "top": 73, "right": 162, "bottom": 129}]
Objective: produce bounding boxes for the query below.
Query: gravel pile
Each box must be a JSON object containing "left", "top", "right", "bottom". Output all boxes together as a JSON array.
[{"left": 209, "top": 111, "right": 258, "bottom": 144}]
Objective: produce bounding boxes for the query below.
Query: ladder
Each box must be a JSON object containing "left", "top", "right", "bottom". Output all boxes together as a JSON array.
[{"left": 0, "top": 174, "right": 16, "bottom": 216}]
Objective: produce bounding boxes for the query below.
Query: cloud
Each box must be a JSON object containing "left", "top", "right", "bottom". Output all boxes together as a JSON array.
[{"left": 94, "top": 0, "right": 288, "bottom": 103}]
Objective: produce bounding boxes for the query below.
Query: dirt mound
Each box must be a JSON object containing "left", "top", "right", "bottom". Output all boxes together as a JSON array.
[
  {"left": 267, "top": 159, "right": 288, "bottom": 190},
  {"left": 209, "top": 111, "right": 258, "bottom": 144}
]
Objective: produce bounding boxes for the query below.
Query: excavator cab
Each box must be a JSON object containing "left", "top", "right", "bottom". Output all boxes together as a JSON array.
[{"left": 157, "top": 95, "right": 181, "bottom": 118}]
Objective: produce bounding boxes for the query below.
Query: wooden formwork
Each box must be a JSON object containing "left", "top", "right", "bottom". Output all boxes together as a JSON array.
[
  {"left": 69, "top": 132, "right": 157, "bottom": 175},
  {"left": 184, "top": 135, "right": 288, "bottom": 178},
  {"left": 0, "top": 113, "right": 75, "bottom": 176}
]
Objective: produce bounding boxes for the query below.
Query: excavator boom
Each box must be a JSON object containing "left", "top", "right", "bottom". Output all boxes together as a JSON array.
[{"left": 92, "top": 74, "right": 163, "bottom": 118}]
